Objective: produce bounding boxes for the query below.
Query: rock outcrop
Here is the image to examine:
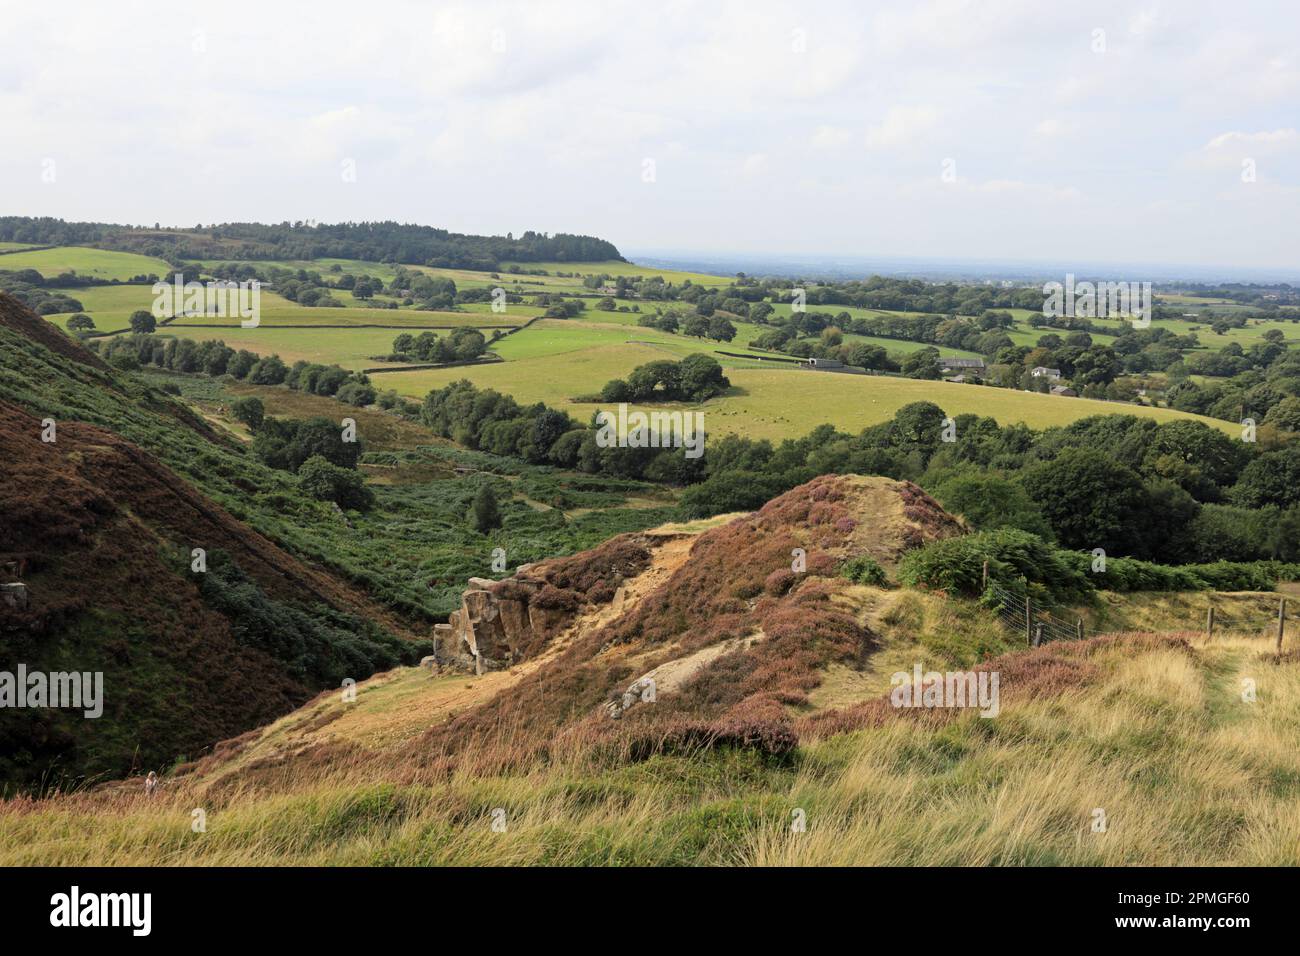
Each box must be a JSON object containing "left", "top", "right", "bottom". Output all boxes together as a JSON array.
[
  {"left": 433, "top": 534, "right": 656, "bottom": 674},
  {"left": 434, "top": 573, "right": 571, "bottom": 674}
]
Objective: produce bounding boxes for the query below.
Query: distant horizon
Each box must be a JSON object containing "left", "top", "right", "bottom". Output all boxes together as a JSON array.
[
  {"left": 7, "top": 213, "right": 1298, "bottom": 286},
  {"left": 623, "top": 248, "right": 1300, "bottom": 286}
]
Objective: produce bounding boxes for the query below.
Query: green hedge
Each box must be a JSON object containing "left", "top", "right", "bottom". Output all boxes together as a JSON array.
[{"left": 900, "top": 528, "right": 1300, "bottom": 600}]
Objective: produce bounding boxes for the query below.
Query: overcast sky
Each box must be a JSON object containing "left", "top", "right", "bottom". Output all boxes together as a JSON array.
[{"left": 2, "top": 0, "right": 1297, "bottom": 272}]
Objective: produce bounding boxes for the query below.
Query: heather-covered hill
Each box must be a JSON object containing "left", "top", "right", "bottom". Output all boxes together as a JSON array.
[
  {"left": 115, "top": 473, "right": 970, "bottom": 799},
  {"left": 0, "top": 295, "right": 437, "bottom": 789},
  {"left": 0, "top": 295, "right": 673, "bottom": 790},
  {"left": 0, "top": 396, "right": 425, "bottom": 789},
  {"left": 5, "top": 486, "right": 1298, "bottom": 865},
  {"left": 406, "top": 474, "right": 967, "bottom": 774}
]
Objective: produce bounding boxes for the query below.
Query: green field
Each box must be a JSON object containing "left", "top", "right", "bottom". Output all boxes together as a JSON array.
[
  {"left": 367, "top": 319, "right": 1235, "bottom": 439},
  {"left": 46, "top": 284, "right": 535, "bottom": 335},
  {"left": 0, "top": 245, "right": 172, "bottom": 281},
  {"left": 10, "top": 245, "right": 1258, "bottom": 440},
  {"left": 502, "top": 259, "right": 732, "bottom": 287}
]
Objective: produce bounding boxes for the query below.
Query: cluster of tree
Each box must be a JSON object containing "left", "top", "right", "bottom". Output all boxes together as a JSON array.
[
  {"left": 743, "top": 408, "right": 1300, "bottom": 564},
  {"left": 1163, "top": 345, "right": 1300, "bottom": 427},
  {"left": 743, "top": 310, "right": 1012, "bottom": 369},
  {"left": 384, "top": 328, "right": 489, "bottom": 364},
  {"left": 89, "top": 335, "right": 377, "bottom": 407},
  {"left": 1173, "top": 282, "right": 1300, "bottom": 311},
  {"left": 0, "top": 218, "right": 623, "bottom": 271},
  {"left": 607, "top": 273, "right": 1050, "bottom": 315},
  {"left": 251, "top": 415, "right": 362, "bottom": 472},
  {"left": 420, "top": 380, "right": 707, "bottom": 484},
  {"left": 637, "top": 311, "right": 681, "bottom": 334},
  {"left": 416, "top": 375, "right": 1300, "bottom": 566},
  {"left": 666, "top": 312, "right": 736, "bottom": 341},
  {"left": 0, "top": 270, "right": 84, "bottom": 314},
  {"left": 596, "top": 355, "right": 730, "bottom": 403},
  {"left": 227, "top": 400, "right": 373, "bottom": 509},
  {"left": 386, "top": 267, "right": 457, "bottom": 308}
]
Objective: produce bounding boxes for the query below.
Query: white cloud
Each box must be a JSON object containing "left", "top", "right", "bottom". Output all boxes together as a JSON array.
[
  {"left": 810, "top": 125, "right": 853, "bottom": 149},
  {"left": 865, "top": 106, "right": 941, "bottom": 150},
  {"left": 0, "top": 0, "right": 1295, "bottom": 270},
  {"left": 1204, "top": 129, "right": 1298, "bottom": 151},
  {"left": 1034, "top": 118, "right": 1074, "bottom": 139}
]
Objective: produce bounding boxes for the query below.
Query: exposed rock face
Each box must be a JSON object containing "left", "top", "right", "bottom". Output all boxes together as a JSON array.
[
  {"left": 1, "top": 582, "right": 29, "bottom": 612},
  {"left": 435, "top": 574, "right": 579, "bottom": 674},
  {"left": 433, "top": 534, "right": 655, "bottom": 674}
]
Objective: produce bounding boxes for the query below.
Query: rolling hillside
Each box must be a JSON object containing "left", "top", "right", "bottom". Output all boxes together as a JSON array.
[
  {"left": 0, "top": 296, "right": 428, "bottom": 789},
  {"left": 6, "top": 242, "right": 1250, "bottom": 441},
  {"left": 3, "top": 473, "right": 1298, "bottom": 865}
]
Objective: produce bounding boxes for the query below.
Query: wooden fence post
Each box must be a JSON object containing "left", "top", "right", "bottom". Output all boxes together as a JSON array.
[
  {"left": 1206, "top": 605, "right": 1215, "bottom": 642},
  {"left": 1278, "top": 598, "right": 1287, "bottom": 654},
  {"left": 982, "top": 560, "right": 989, "bottom": 589},
  {"left": 1025, "top": 596, "right": 1032, "bottom": 646},
  {"left": 1076, "top": 618, "right": 1084, "bottom": 642}
]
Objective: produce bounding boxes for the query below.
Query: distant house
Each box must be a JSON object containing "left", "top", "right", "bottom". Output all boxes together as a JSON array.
[
  {"left": 1031, "top": 366, "right": 1062, "bottom": 380},
  {"left": 1050, "top": 385, "right": 1078, "bottom": 397},
  {"left": 937, "top": 357, "right": 985, "bottom": 371},
  {"left": 806, "top": 357, "right": 844, "bottom": 369},
  {"left": 597, "top": 285, "right": 619, "bottom": 295}
]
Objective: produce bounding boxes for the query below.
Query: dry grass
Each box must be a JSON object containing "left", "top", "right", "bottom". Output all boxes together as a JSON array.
[{"left": 4, "top": 631, "right": 1297, "bottom": 866}]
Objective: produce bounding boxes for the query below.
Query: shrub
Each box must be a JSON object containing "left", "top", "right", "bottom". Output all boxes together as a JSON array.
[
  {"left": 336, "top": 381, "right": 377, "bottom": 407},
  {"left": 898, "top": 528, "right": 1093, "bottom": 602},
  {"left": 230, "top": 396, "right": 265, "bottom": 431},
  {"left": 840, "top": 555, "right": 888, "bottom": 586},
  {"left": 297, "top": 455, "right": 375, "bottom": 510},
  {"left": 471, "top": 484, "right": 502, "bottom": 533},
  {"left": 764, "top": 568, "right": 795, "bottom": 596}
]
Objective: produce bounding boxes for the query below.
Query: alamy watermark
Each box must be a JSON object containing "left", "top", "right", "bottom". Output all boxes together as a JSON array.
[
  {"left": 890, "top": 663, "right": 999, "bottom": 718},
  {"left": 595, "top": 403, "right": 705, "bottom": 459},
  {"left": 0, "top": 665, "right": 103, "bottom": 718},
  {"left": 1043, "top": 274, "right": 1151, "bottom": 328},
  {"left": 152, "top": 274, "right": 261, "bottom": 328},
  {"left": 50, "top": 886, "right": 150, "bottom": 936}
]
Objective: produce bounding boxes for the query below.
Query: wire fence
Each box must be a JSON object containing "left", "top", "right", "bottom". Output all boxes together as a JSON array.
[{"left": 988, "top": 580, "right": 1086, "bottom": 646}]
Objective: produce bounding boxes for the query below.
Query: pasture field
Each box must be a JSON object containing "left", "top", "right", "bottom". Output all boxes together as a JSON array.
[
  {"left": 502, "top": 259, "right": 732, "bottom": 286},
  {"left": 0, "top": 241, "right": 41, "bottom": 252},
  {"left": 47, "top": 290, "right": 532, "bottom": 335},
  {"left": 195, "top": 257, "right": 729, "bottom": 294},
  {"left": 15, "top": 247, "right": 1269, "bottom": 443},
  {"left": 375, "top": 320, "right": 1237, "bottom": 439},
  {"left": 161, "top": 325, "right": 512, "bottom": 370},
  {"left": 0, "top": 245, "right": 172, "bottom": 280},
  {"left": 131, "top": 309, "right": 1237, "bottom": 438},
  {"left": 574, "top": 305, "right": 981, "bottom": 357},
  {"left": 198, "top": 257, "right": 402, "bottom": 283},
  {"left": 1156, "top": 316, "right": 1300, "bottom": 347},
  {"left": 44, "top": 284, "right": 174, "bottom": 331}
]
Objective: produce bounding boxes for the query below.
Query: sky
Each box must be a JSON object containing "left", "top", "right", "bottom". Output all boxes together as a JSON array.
[{"left": 1, "top": 0, "right": 1298, "bottom": 273}]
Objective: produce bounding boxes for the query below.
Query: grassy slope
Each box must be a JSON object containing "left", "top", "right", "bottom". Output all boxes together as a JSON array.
[
  {"left": 0, "top": 246, "right": 172, "bottom": 280},
  {"left": 4, "top": 622, "right": 1294, "bottom": 864}
]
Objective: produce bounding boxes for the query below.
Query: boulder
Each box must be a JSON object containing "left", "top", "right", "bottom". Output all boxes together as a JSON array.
[{"left": 1, "top": 582, "right": 28, "bottom": 611}]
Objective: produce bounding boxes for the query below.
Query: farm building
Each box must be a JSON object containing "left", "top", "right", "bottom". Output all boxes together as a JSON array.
[
  {"left": 1031, "top": 366, "right": 1062, "bottom": 380},
  {"left": 1050, "top": 385, "right": 1078, "bottom": 397},
  {"left": 937, "top": 357, "right": 985, "bottom": 372}
]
